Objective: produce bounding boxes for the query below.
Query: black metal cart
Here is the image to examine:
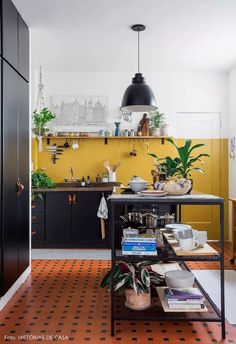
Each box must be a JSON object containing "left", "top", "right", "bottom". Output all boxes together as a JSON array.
[{"left": 108, "top": 193, "right": 225, "bottom": 338}]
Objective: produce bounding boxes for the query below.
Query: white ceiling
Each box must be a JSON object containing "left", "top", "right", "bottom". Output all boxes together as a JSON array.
[{"left": 13, "top": 0, "right": 236, "bottom": 72}]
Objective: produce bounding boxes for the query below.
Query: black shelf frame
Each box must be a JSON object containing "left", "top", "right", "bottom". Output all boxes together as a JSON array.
[{"left": 108, "top": 194, "right": 225, "bottom": 338}]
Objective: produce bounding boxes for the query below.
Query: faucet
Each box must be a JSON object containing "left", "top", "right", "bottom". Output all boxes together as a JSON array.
[{"left": 69, "top": 167, "right": 74, "bottom": 181}]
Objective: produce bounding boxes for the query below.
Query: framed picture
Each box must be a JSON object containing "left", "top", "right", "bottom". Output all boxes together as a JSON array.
[{"left": 50, "top": 95, "right": 108, "bottom": 131}]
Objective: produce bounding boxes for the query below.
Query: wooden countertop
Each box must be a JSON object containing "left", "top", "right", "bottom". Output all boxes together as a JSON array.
[{"left": 32, "top": 182, "right": 120, "bottom": 192}]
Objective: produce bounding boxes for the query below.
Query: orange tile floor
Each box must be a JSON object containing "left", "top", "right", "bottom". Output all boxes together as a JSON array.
[{"left": 0, "top": 243, "right": 236, "bottom": 344}]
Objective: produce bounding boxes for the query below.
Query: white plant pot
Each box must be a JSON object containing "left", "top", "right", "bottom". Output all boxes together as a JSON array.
[{"left": 150, "top": 127, "right": 161, "bottom": 137}]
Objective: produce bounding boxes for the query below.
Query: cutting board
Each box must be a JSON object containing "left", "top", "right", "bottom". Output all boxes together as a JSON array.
[{"left": 163, "top": 233, "right": 218, "bottom": 256}]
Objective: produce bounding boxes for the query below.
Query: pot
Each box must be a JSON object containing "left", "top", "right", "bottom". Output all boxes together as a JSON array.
[
  {"left": 127, "top": 212, "right": 143, "bottom": 224},
  {"left": 128, "top": 176, "right": 147, "bottom": 192},
  {"left": 150, "top": 127, "right": 161, "bottom": 137},
  {"left": 142, "top": 212, "right": 158, "bottom": 228},
  {"left": 33, "top": 127, "right": 48, "bottom": 136},
  {"left": 125, "top": 289, "right": 151, "bottom": 310}
]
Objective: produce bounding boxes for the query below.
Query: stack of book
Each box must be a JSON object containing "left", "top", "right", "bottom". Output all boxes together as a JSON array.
[
  {"left": 122, "top": 233, "right": 157, "bottom": 256},
  {"left": 164, "top": 287, "right": 205, "bottom": 310}
]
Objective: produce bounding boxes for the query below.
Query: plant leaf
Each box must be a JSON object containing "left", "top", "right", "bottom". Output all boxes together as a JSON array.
[
  {"left": 141, "top": 268, "right": 150, "bottom": 288},
  {"left": 113, "top": 273, "right": 130, "bottom": 292}
]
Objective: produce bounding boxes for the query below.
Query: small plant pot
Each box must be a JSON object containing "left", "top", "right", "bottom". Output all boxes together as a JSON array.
[
  {"left": 125, "top": 289, "right": 151, "bottom": 310},
  {"left": 33, "top": 127, "right": 48, "bottom": 136},
  {"left": 150, "top": 127, "right": 161, "bottom": 137}
]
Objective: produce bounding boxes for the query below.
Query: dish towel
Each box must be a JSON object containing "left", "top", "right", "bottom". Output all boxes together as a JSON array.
[{"left": 97, "top": 196, "right": 108, "bottom": 239}]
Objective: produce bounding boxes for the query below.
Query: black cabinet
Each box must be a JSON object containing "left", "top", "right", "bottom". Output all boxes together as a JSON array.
[
  {"left": 2, "top": 61, "right": 18, "bottom": 294},
  {"left": 0, "top": 0, "right": 29, "bottom": 297},
  {"left": 1, "top": 0, "right": 29, "bottom": 81},
  {"left": 17, "top": 76, "right": 29, "bottom": 276},
  {"left": 18, "top": 14, "right": 29, "bottom": 81},
  {"left": 0, "top": 61, "right": 29, "bottom": 296},
  {"left": 2, "top": 0, "right": 18, "bottom": 70},
  {"left": 32, "top": 197, "right": 46, "bottom": 245},
  {"left": 46, "top": 192, "right": 72, "bottom": 245},
  {"left": 34, "top": 191, "right": 111, "bottom": 248},
  {"left": 72, "top": 192, "right": 102, "bottom": 244}
]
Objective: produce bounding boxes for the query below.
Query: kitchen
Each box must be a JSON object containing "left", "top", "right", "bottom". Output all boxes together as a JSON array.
[{"left": 1, "top": 0, "right": 236, "bottom": 343}]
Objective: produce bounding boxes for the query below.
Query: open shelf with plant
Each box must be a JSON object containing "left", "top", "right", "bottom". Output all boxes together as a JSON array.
[{"left": 106, "top": 194, "right": 225, "bottom": 338}]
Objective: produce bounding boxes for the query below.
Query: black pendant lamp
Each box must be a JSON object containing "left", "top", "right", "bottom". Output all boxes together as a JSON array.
[{"left": 121, "top": 24, "right": 157, "bottom": 112}]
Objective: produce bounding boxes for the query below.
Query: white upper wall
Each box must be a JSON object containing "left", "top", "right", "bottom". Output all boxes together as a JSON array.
[
  {"left": 32, "top": 70, "right": 228, "bottom": 138},
  {"left": 12, "top": 0, "right": 236, "bottom": 73}
]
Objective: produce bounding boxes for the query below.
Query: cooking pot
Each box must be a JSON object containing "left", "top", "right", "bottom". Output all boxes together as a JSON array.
[{"left": 142, "top": 212, "right": 158, "bottom": 228}]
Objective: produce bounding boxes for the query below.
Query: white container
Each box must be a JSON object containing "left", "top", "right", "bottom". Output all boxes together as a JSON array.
[
  {"left": 164, "top": 270, "right": 195, "bottom": 288},
  {"left": 108, "top": 171, "right": 116, "bottom": 182},
  {"left": 123, "top": 228, "right": 139, "bottom": 236},
  {"left": 128, "top": 176, "right": 147, "bottom": 192}
]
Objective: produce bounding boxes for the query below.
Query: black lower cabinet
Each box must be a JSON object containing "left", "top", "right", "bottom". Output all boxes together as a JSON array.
[
  {"left": 46, "top": 192, "right": 72, "bottom": 245},
  {"left": 72, "top": 192, "right": 104, "bottom": 245},
  {"left": 33, "top": 191, "right": 111, "bottom": 248},
  {"left": 1, "top": 61, "right": 29, "bottom": 296}
]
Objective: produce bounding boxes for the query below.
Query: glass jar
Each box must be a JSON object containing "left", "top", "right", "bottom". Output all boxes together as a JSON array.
[{"left": 102, "top": 172, "right": 109, "bottom": 183}]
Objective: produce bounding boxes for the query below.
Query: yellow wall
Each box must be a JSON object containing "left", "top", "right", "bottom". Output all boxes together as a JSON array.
[{"left": 32, "top": 137, "right": 228, "bottom": 240}]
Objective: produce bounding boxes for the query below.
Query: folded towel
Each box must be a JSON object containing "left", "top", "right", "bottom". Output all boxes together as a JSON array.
[
  {"left": 97, "top": 196, "right": 108, "bottom": 219},
  {"left": 97, "top": 196, "right": 108, "bottom": 240}
]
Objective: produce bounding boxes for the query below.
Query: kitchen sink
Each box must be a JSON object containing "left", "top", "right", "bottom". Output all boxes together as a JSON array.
[
  {"left": 55, "top": 182, "right": 120, "bottom": 188},
  {"left": 55, "top": 182, "right": 79, "bottom": 188}
]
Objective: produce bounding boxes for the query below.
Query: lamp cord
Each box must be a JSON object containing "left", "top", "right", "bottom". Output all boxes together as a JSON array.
[{"left": 138, "top": 29, "right": 140, "bottom": 73}]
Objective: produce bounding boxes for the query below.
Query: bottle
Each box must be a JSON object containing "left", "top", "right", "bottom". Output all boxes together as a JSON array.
[
  {"left": 86, "top": 175, "right": 91, "bottom": 186},
  {"left": 81, "top": 176, "right": 86, "bottom": 187},
  {"left": 96, "top": 174, "right": 102, "bottom": 183},
  {"left": 137, "top": 125, "right": 142, "bottom": 136},
  {"left": 130, "top": 129, "right": 135, "bottom": 137}
]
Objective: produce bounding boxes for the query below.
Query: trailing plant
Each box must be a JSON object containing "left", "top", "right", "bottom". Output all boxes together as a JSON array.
[
  {"left": 32, "top": 107, "right": 56, "bottom": 134},
  {"left": 100, "top": 261, "right": 164, "bottom": 294},
  {"left": 31, "top": 192, "right": 44, "bottom": 201},
  {"left": 149, "top": 138, "right": 210, "bottom": 179},
  {"left": 149, "top": 109, "right": 166, "bottom": 128},
  {"left": 32, "top": 171, "right": 55, "bottom": 189}
]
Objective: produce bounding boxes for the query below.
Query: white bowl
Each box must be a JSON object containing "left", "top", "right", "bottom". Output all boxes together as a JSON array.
[
  {"left": 129, "top": 181, "right": 147, "bottom": 192},
  {"left": 164, "top": 270, "right": 195, "bottom": 288}
]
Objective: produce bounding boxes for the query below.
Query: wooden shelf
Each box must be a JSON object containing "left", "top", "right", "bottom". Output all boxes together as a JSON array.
[
  {"left": 42, "top": 135, "right": 169, "bottom": 139},
  {"left": 41, "top": 136, "right": 170, "bottom": 145}
]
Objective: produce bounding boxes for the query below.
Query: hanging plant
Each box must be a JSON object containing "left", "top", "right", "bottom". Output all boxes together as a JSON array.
[{"left": 32, "top": 107, "right": 56, "bottom": 136}]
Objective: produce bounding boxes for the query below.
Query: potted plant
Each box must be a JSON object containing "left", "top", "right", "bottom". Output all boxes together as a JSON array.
[
  {"left": 32, "top": 107, "right": 56, "bottom": 136},
  {"left": 150, "top": 138, "right": 209, "bottom": 178},
  {"left": 32, "top": 171, "right": 55, "bottom": 189},
  {"left": 165, "top": 138, "right": 210, "bottom": 179},
  {"left": 149, "top": 109, "right": 166, "bottom": 136},
  {"left": 100, "top": 261, "right": 164, "bottom": 310}
]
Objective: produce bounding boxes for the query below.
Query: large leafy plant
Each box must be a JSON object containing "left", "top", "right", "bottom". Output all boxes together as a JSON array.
[
  {"left": 149, "top": 138, "right": 210, "bottom": 179},
  {"left": 32, "top": 171, "right": 55, "bottom": 189},
  {"left": 32, "top": 107, "right": 56, "bottom": 133},
  {"left": 100, "top": 261, "right": 164, "bottom": 294}
]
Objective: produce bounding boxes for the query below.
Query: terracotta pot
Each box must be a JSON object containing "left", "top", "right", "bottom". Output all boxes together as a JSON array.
[{"left": 125, "top": 289, "right": 151, "bottom": 310}]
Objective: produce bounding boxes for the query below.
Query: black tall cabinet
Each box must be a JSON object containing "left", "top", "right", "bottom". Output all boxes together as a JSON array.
[{"left": 0, "top": 0, "right": 29, "bottom": 296}]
